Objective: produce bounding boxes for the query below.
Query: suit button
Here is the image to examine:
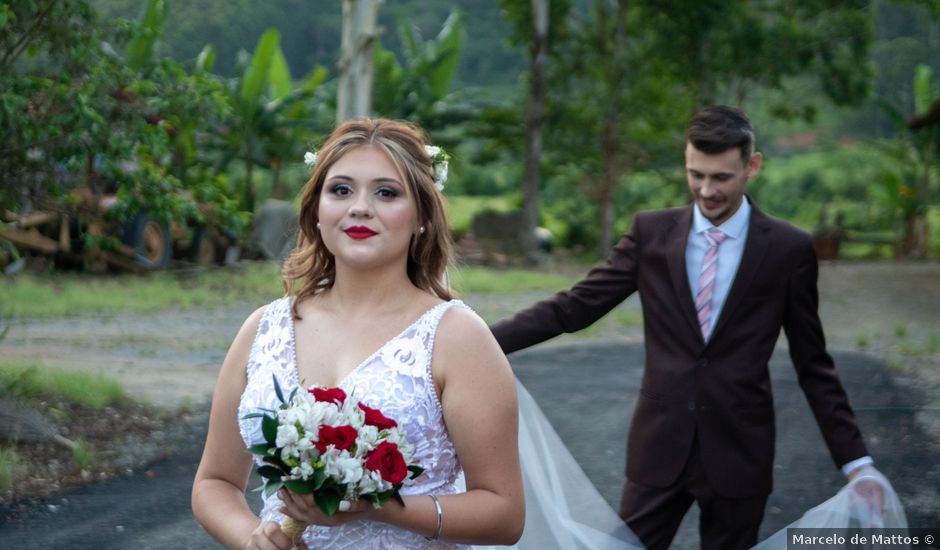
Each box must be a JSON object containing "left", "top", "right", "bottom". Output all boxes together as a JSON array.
[
  {"left": 698, "top": 359, "right": 709, "bottom": 368},
  {"left": 688, "top": 401, "right": 696, "bottom": 412}
]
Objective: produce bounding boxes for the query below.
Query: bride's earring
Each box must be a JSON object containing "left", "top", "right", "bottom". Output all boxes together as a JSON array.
[
  {"left": 316, "top": 222, "right": 321, "bottom": 230},
  {"left": 419, "top": 226, "right": 426, "bottom": 235}
]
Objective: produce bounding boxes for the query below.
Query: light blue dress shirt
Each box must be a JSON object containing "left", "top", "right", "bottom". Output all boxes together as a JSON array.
[{"left": 685, "top": 198, "right": 751, "bottom": 341}]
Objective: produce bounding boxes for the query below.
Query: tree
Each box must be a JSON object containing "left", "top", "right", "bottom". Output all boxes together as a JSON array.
[
  {"left": 1, "top": 0, "right": 242, "bottom": 251},
  {"left": 502, "top": 0, "right": 878, "bottom": 257},
  {"left": 880, "top": 64, "right": 939, "bottom": 258},
  {"left": 500, "top": 0, "right": 572, "bottom": 259},
  {"left": 337, "top": 0, "right": 382, "bottom": 122}
]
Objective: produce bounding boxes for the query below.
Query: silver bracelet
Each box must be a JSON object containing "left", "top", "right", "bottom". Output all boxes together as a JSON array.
[{"left": 425, "top": 494, "right": 443, "bottom": 541}]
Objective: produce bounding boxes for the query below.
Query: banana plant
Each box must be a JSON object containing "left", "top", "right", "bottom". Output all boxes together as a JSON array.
[
  {"left": 216, "top": 29, "right": 326, "bottom": 212},
  {"left": 876, "top": 63, "right": 939, "bottom": 258},
  {"left": 125, "top": 0, "right": 167, "bottom": 72},
  {"left": 371, "top": 10, "right": 467, "bottom": 128}
]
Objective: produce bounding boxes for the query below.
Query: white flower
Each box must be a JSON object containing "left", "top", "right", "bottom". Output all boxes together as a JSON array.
[
  {"left": 323, "top": 449, "right": 364, "bottom": 485},
  {"left": 424, "top": 144, "right": 449, "bottom": 191},
  {"left": 276, "top": 424, "right": 299, "bottom": 448},
  {"left": 355, "top": 424, "right": 380, "bottom": 455},
  {"left": 304, "top": 150, "right": 318, "bottom": 167},
  {"left": 357, "top": 469, "right": 393, "bottom": 494},
  {"left": 433, "top": 162, "right": 448, "bottom": 191},
  {"left": 291, "top": 461, "right": 316, "bottom": 480}
]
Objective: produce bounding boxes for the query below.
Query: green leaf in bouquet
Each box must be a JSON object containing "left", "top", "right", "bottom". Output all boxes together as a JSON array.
[
  {"left": 257, "top": 465, "right": 283, "bottom": 480},
  {"left": 246, "top": 443, "right": 272, "bottom": 456},
  {"left": 284, "top": 479, "right": 314, "bottom": 494},
  {"left": 263, "top": 480, "right": 284, "bottom": 498},
  {"left": 365, "top": 489, "right": 395, "bottom": 508},
  {"left": 261, "top": 414, "right": 279, "bottom": 445},
  {"left": 272, "top": 373, "right": 286, "bottom": 405},
  {"left": 314, "top": 486, "right": 343, "bottom": 517},
  {"left": 262, "top": 453, "right": 289, "bottom": 472},
  {"left": 242, "top": 409, "right": 276, "bottom": 419},
  {"left": 407, "top": 464, "right": 425, "bottom": 479},
  {"left": 312, "top": 467, "right": 327, "bottom": 490}
]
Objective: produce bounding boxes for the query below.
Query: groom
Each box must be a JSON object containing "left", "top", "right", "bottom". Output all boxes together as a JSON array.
[{"left": 490, "top": 105, "right": 881, "bottom": 549}]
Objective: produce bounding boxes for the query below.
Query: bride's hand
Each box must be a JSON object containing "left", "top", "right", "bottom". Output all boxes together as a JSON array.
[
  {"left": 245, "top": 520, "right": 305, "bottom": 550},
  {"left": 277, "top": 488, "right": 374, "bottom": 527}
]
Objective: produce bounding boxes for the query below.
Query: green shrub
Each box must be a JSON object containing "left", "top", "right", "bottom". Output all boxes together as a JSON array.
[{"left": 0, "top": 361, "right": 125, "bottom": 409}]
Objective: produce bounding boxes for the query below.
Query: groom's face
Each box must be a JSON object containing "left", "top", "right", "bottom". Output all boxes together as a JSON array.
[{"left": 685, "top": 143, "right": 761, "bottom": 226}]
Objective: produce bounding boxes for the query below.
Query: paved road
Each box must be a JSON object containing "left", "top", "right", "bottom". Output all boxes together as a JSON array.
[{"left": 1, "top": 342, "right": 937, "bottom": 549}]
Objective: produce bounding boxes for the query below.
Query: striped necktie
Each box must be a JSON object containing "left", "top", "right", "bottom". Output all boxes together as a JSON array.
[{"left": 695, "top": 228, "right": 728, "bottom": 340}]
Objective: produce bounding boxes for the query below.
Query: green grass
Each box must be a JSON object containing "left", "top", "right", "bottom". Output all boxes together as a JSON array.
[
  {"left": 855, "top": 333, "right": 870, "bottom": 350},
  {"left": 1, "top": 261, "right": 284, "bottom": 319},
  {"left": 1, "top": 259, "right": 585, "bottom": 321},
  {"left": 450, "top": 265, "right": 576, "bottom": 294},
  {"left": 613, "top": 309, "right": 644, "bottom": 327},
  {"left": 0, "top": 448, "right": 25, "bottom": 491},
  {"left": 0, "top": 360, "right": 125, "bottom": 409},
  {"left": 895, "top": 333, "right": 940, "bottom": 356},
  {"left": 72, "top": 438, "right": 96, "bottom": 471}
]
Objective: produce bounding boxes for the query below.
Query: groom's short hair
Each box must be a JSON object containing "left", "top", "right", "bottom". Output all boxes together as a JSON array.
[{"left": 686, "top": 105, "right": 755, "bottom": 163}]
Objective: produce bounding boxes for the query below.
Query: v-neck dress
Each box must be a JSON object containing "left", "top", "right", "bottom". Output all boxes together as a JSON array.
[{"left": 238, "top": 297, "right": 469, "bottom": 549}]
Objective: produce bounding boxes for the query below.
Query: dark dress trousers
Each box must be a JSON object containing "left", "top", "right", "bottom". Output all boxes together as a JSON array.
[{"left": 491, "top": 202, "right": 869, "bottom": 500}]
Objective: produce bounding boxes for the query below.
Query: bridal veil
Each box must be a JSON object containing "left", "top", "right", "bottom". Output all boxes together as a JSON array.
[{"left": 478, "top": 381, "right": 907, "bottom": 550}]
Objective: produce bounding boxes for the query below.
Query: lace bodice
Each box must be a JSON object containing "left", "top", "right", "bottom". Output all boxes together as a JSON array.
[{"left": 238, "top": 297, "right": 469, "bottom": 549}]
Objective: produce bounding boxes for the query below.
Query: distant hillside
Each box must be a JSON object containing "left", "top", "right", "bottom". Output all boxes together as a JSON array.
[{"left": 93, "top": 0, "right": 525, "bottom": 88}]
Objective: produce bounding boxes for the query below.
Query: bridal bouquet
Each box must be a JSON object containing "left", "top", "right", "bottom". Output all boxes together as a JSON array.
[{"left": 244, "top": 375, "right": 424, "bottom": 539}]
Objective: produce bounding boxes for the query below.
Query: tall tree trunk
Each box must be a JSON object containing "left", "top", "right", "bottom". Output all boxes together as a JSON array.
[
  {"left": 521, "top": 0, "right": 549, "bottom": 263},
  {"left": 270, "top": 161, "right": 283, "bottom": 200},
  {"left": 337, "top": 0, "right": 381, "bottom": 123},
  {"left": 900, "top": 167, "right": 931, "bottom": 259},
  {"left": 243, "top": 159, "right": 255, "bottom": 213},
  {"left": 597, "top": 0, "right": 628, "bottom": 257},
  {"left": 599, "top": 117, "right": 619, "bottom": 256}
]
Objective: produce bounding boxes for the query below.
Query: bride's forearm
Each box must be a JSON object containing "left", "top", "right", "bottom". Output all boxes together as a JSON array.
[
  {"left": 369, "top": 489, "right": 524, "bottom": 545},
  {"left": 192, "top": 478, "right": 262, "bottom": 549}
]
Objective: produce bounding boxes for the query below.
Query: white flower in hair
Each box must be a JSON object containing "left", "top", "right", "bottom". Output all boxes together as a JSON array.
[
  {"left": 425, "top": 145, "right": 450, "bottom": 191},
  {"left": 304, "top": 151, "right": 318, "bottom": 167}
]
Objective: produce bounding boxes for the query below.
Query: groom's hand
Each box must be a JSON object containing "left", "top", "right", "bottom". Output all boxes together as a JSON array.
[{"left": 847, "top": 465, "right": 887, "bottom": 525}]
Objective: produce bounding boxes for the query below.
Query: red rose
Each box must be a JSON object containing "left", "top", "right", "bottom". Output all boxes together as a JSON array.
[
  {"left": 315, "top": 425, "right": 358, "bottom": 453},
  {"left": 365, "top": 441, "right": 408, "bottom": 484},
  {"left": 309, "top": 386, "right": 347, "bottom": 405},
  {"left": 358, "top": 402, "right": 398, "bottom": 430}
]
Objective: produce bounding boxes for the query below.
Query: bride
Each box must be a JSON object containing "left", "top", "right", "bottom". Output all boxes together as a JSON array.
[{"left": 192, "top": 118, "right": 524, "bottom": 549}]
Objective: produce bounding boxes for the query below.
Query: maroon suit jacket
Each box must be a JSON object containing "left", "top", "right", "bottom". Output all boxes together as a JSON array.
[{"left": 491, "top": 202, "right": 869, "bottom": 498}]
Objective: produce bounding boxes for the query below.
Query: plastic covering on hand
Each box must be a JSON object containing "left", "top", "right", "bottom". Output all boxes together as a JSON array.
[{"left": 753, "top": 468, "right": 907, "bottom": 549}]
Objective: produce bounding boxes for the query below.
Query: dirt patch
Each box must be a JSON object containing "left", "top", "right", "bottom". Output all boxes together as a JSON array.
[{"left": 0, "top": 397, "right": 204, "bottom": 503}]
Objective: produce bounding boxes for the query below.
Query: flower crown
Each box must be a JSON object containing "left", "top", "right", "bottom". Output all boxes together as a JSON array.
[{"left": 304, "top": 145, "right": 449, "bottom": 191}]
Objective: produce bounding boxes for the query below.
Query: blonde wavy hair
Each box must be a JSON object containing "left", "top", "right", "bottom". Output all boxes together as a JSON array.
[{"left": 281, "top": 118, "right": 454, "bottom": 318}]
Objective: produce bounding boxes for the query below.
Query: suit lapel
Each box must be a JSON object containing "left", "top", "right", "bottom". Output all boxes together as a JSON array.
[
  {"left": 664, "top": 206, "right": 702, "bottom": 339},
  {"left": 709, "top": 202, "right": 771, "bottom": 343}
]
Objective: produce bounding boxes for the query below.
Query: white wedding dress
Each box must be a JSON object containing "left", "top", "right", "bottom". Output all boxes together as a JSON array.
[
  {"left": 237, "top": 296, "right": 906, "bottom": 550},
  {"left": 238, "top": 297, "right": 469, "bottom": 549}
]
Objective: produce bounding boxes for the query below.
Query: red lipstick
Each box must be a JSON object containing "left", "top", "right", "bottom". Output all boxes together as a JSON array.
[{"left": 344, "top": 226, "right": 378, "bottom": 240}]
